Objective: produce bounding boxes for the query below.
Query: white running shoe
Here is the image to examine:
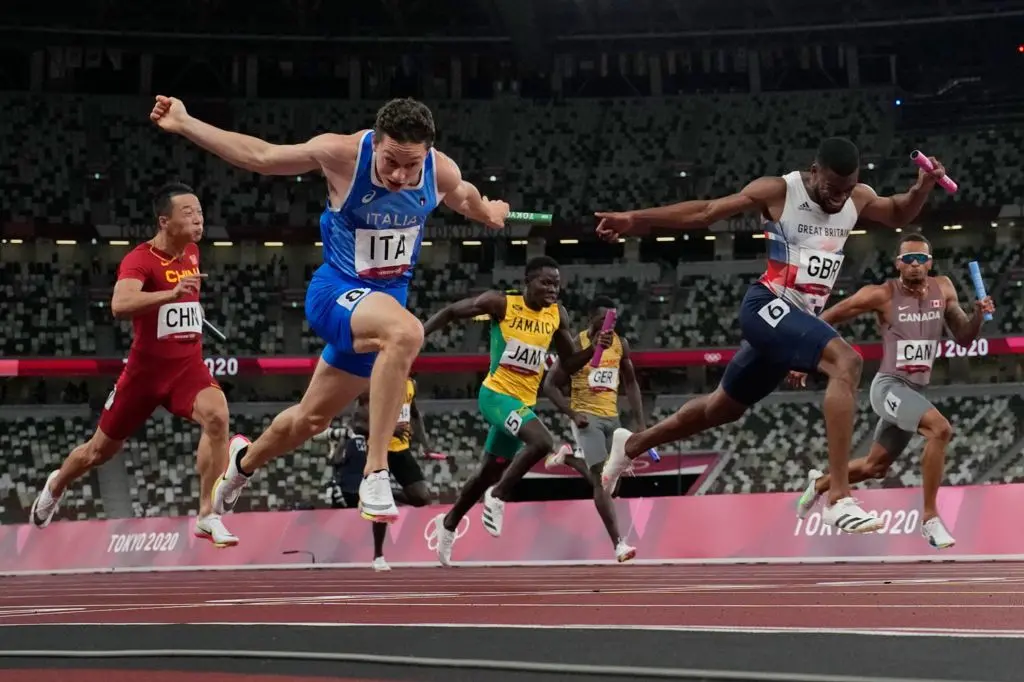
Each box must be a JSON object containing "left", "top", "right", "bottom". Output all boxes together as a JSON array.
[
  {"left": 194, "top": 514, "right": 239, "bottom": 548},
  {"left": 601, "top": 428, "right": 634, "bottom": 494},
  {"left": 922, "top": 516, "right": 956, "bottom": 549},
  {"left": 30, "top": 470, "right": 64, "bottom": 529},
  {"left": 372, "top": 556, "right": 391, "bottom": 572},
  {"left": 545, "top": 444, "right": 574, "bottom": 469},
  {"left": 359, "top": 471, "right": 399, "bottom": 523},
  {"left": 822, "top": 496, "right": 883, "bottom": 534},
  {"left": 434, "top": 514, "right": 456, "bottom": 567},
  {"left": 213, "top": 434, "right": 252, "bottom": 515},
  {"left": 796, "top": 469, "right": 825, "bottom": 519},
  {"left": 482, "top": 486, "right": 505, "bottom": 537},
  {"left": 615, "top": 540, "right": 637, "bottom": 563}
]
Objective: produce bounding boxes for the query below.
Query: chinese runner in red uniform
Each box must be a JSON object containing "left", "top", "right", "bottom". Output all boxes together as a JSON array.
[{"left": 29, "top": 183, "right": 237, "bottom": 546}]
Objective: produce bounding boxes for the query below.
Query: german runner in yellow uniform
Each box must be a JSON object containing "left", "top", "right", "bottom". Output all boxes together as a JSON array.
[
  {"left": 421, "top": 256, "right": 611, "bottom": 565},
  {"left": 542, "top": 296, "right": 645, "bottom": 562}
]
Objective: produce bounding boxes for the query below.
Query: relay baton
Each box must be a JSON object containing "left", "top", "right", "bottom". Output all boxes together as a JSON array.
[
  {"left": 645, "top": 447, "right": 661, "bottom": 463},
  {"left": 507, "top": 211, "right": 553, "bottom": 226},
  {"left": 425, "top": 451, "right": 448, "bottom": 461},
  {"left": 967, "top": 261, "right": 993, "bottom": 322},
  {"left": 203, "top": 318, "right": 228, "bottom": 343},
  {"left": 910, "top": 150, "right": 958, "bottom": 194},
  {"left": 590, "top": 309, "right": 617, "bottom": 367}
]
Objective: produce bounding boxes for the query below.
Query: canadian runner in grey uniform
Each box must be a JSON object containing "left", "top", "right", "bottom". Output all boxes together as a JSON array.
[{"left": 793, "top": 233, "right": 995, "bottom": 548}]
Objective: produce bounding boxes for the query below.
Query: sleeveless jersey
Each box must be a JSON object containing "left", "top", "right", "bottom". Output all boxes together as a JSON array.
[
  {"left": 759, "top": 171, "right": 861, "bottom": 316},
  {"left": 117, "top": 242, "right": 204, "bottom": 361},
  {"left": 482, "top": 292, "right": 561, "bottom": 406},
  {"left": 388, "top": 378, "right": 416, "bottom": 452},
  {"left": 879, "top": 278, "right": 947, "bottom": 387},
  {"left": 569, "top": 329, "right": 623, "bottom": 418},
  {"left": 319, "top": 131, "right": 438, "bottom": 289}
]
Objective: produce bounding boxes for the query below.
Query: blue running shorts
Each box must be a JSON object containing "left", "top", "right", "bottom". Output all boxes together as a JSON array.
[
  {"left": 304, "top": 264, "right": 409, "bottom": 378},
  {"left": 721, "top": 283, "right": 839, "bottom": 406}
]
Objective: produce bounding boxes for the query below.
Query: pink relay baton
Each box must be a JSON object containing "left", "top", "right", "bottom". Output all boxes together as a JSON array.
[
  {"left": 910, "top": 150, "right": 958, "bottom": 194},
  {"left": 590, "top": 309, "right": 617, "bottom": 367}
]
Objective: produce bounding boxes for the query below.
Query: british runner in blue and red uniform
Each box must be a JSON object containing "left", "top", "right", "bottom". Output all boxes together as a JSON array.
[
  {"left": 593, "top": 138, "right": 948, "bottom": 533},
  {"left": 151, "top": 96, "right": 509, "bottom": 533}
]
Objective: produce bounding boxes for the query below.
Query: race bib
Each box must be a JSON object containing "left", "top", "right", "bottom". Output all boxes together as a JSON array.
[
  {"left": 398, "top": 403, "right": 411, "bottom": 424},
  {"left": 156, "top": 302, "right": 203, "bottom": 339},
  {"left": 354, "top": 226, "right": 419, "bottom": 279},
  {"left": 499, "top": 338, "right": 548, "bottom": 375},
  {"left": 896, "top": 339, "right": 937, "bottom": 371},
  {"left": 587, "top": 367, "right": 619, "bottom": 392},
  {"left": 794, "top": 248, "right": 844, "bottom": 293}
]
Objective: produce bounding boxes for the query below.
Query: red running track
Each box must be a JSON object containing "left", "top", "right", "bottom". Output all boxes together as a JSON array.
[{"left": 2, "top": 562, "right": 1024, "bottom": 634}]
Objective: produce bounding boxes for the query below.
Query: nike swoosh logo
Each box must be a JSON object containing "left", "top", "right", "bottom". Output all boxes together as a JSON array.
[{"left": 898, "top": 306, "right": 910, "bottom": 311}]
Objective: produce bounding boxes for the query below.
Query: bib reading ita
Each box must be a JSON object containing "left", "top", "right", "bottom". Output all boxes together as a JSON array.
[{"left": 316, "top": 130, "right": 438, "bottom": 294}]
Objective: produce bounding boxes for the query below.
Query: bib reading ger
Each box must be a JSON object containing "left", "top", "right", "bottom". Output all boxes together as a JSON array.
[
  {"left": 896, "top": 339, "right": 938, "bottom": 371},
  {"left": 355, "top": 226, "right": 419, "bottom": 279},
  {"left": 157, "top": 302, "right": 203, "bottom": 339},
  {"left": 588, "top": 367, "right": 619, "bottom": 392},
  {"left": 499, "top": 338, "right": 548, "bottom": 375}
]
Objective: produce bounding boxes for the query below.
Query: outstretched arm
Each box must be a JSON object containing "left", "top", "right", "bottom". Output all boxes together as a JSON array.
[
  {"left": 595, "top": 176, "right": 785, "bottom": 238},
  {"left": 422, "top": 290, "right": 506, "bottom": 337},
  {"left": 410, "top": 396, "right": 434, "bottom": 452},
  {"left": 856, "top": 158, "right": 948, "bottom": 228},
  {"left": 940, "top": 276, "right": 994, "bottom": 347},
  {"left": 541, "top": 360, "right": 575, "bottom": 419},
  {"left": 818, "top": 284, "right": 889, "bottom": 328},
  {"left": 619, "top": 339, "right": 646, "bottom": 431},
  {"left": 550, "top": 305, "right": 609, "bottom": 375},
  {"left": 151, "top": 95, "right": 352, "bottom": 175},
  {"left": 435, "top": 152, "right": 508, "bottom": 230}
]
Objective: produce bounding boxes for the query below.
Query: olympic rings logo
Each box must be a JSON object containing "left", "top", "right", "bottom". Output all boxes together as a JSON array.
[
  {"left": 703, "top": 353, "right": 723, "bottom": 364},
  {"left": 423, "top": 515, "right": 470, "bottom": 551}
]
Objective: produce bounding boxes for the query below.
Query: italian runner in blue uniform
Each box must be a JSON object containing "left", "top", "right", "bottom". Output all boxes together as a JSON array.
[{"left": 151, "top": 95, "right": 509, "bottom": 534}]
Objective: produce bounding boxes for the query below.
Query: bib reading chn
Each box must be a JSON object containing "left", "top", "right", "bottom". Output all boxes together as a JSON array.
[
  {"left": 588, "top": 367, "right": 619, "bottom": 392},
  {"left": 499, "top": 339, "right": 547, "bottom": 375},
  {"left": 355, "top": 225, "right": 419, "bottom": 279},
  {"left": 157, "top": 302, "right": 203, "bottom": 339}
]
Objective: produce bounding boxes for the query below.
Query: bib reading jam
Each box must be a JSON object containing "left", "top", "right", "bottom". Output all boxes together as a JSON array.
[
  {"left": 570, "top": 329, "right": 623, "bottom": 418},
  {"left": 305, "top": 130, "right": 439, "bottom": 375},
  {"left": 482, "top": 292, "right": 561, "bottom": 406}
]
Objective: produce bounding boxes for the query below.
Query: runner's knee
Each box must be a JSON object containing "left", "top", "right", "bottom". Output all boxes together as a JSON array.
[
  {"left": 867, "top": 460, "right": 891, "bottom": 479},
  {"left": 920, "top": 411, "right": 952, "bottom": 444},
  {"left": 704, "top": 389, "right": 747, "bottom": 426},
  {"left": 405, "top": 483, "right": 431, "bottom": 507},
  {"left": 85, "top": 432, "right": 122, "bottom": 467},
  {"left": 296, "top": 406, "right": 334, "bottom": 439},
  {"left": 862, "top": 449, "right": 893, "bottom": 479},
  {"left": 381, "top": 315, "right": 424, "bottom": 354},
  {"left": 193, "top": 392, "right": 229, "bottom": 438},
  {"left": 823, "top": 342, "right": 862, "bottom": 386}
]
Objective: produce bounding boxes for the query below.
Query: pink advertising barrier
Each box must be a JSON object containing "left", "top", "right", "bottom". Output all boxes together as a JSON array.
[{"left": 2, "top": 484, "right": 1023, "bottom": 575}]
